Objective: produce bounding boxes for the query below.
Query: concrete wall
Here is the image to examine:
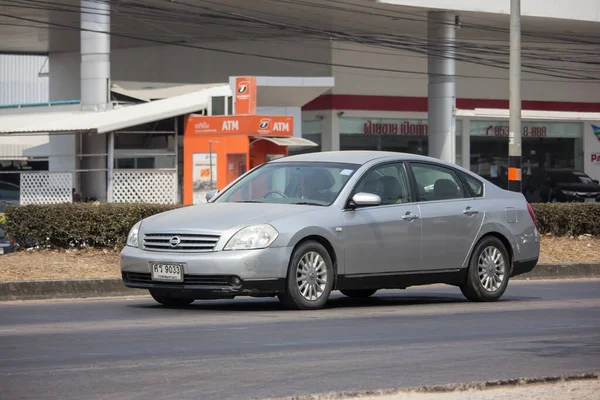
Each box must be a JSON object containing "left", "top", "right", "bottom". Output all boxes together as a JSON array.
[
  {"left": 48, "top": 39, "right": 597, "bottom": 104},
  {"left": 331, "top": 42, "right": 598, "bottom": 102}
]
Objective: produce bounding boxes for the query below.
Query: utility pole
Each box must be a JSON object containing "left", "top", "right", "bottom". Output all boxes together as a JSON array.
[{"left": 508, "top": 0, "right": 522, "bottom": 192}]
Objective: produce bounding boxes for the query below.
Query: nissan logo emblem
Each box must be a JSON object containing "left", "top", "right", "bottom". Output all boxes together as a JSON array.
[{"left": 169, "top": 236, "right": 181, "bottom": 247}]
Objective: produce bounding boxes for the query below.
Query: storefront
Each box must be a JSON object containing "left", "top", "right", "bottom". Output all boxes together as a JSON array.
[{"left": 296, "top": 115, "right": 589, "bottom": 188}]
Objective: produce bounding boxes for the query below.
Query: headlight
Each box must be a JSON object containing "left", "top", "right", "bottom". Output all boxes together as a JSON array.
[
  {"left": 562, "top": 190, "right": 577, "bottom": 196},
  {"left": 127, "top": 221, "right": 142, "bottom": 247},
  {"left": 224, "top": 224, "right": 279, "bottom": 251}
]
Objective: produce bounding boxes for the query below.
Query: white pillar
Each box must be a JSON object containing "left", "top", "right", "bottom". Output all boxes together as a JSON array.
[
  {"left": 427, "top": 11, "right": 456, "bottom": 163},
  {"left": 462, "top": 118, "right": 470, "bottom": 170},
  {"left": 107, "top": 132, "right": 114, "bottom": 202},
  {"left": 320, "top": 111, "right": 340, "bottom": 151},
  {"left": 80, "top": 0, "right": 110, "bottom": 111},
  {"left": 80, "top": 0, "right": 111, "bottom": 201}
]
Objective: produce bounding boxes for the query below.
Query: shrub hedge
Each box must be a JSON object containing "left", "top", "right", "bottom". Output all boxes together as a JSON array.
[
  {"left": 532, "top": 203, "right": 600, "bottom": 237},
  {"left": 4, "top": 203, "right": 181, "bottom": 249},
  {"left": 3, "top": 202, "right": 600, "bottom": 249}
]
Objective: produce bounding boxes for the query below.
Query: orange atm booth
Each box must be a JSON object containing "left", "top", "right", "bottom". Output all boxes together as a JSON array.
[{"left": 183, "top": 77, "right": 316, "bottom": 204}]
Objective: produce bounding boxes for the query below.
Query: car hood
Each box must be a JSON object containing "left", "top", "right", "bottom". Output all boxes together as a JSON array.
[
  {"left": 140, "top": 202, "right": 316, "bottom": 234},
  {"left": 556, "top": 183, "right": 600, "bottom": 192}
]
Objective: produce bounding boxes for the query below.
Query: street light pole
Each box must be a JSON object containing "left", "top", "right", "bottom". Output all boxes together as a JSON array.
[{"left": 508, "top": 0, "right": 522, "bottom": 193}]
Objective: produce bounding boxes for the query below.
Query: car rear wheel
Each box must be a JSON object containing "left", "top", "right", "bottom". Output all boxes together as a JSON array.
[
  {"left": 278, "top": 241, "right": 334, "bottom": 310},
  {"left": 340, "top": 289, "right": 377, "bottom": 298},
  {"left": 460, "top": 236, "right": 510, "bottom": 302},
  {"left": 149, "top": 290, "right": 195, "bottom": 307}
]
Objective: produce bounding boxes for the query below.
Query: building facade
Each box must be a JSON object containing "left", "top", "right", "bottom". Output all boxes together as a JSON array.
[{"left": 1, "top": 0, "right": 599, "bottom": 202}]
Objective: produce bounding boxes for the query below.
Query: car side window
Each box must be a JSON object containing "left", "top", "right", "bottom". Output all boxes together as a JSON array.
[
  {"left": 410, "top": 163, "right": 466, "bottom": 201},
  {"left": 459, "top": 172, "right": 484, "bottom": 198},
  {"left": 354, "top": 163, "right": 411, "bottom": 205}
]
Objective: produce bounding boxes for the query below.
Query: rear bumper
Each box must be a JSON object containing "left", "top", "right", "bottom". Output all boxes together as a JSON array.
[{"left": 511, "top": 257, "right": 538, "bottom": 277}]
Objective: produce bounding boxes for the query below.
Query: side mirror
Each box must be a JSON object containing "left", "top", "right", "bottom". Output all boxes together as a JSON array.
[
  {"left": 350, "top": 192, "right": 381, "bottom": 208},
  {"left": 205, "top": 189, "right": 219, "bottom": 202},
  {"left": 593, "top": 180, "right": 599, "bottom": 185}
]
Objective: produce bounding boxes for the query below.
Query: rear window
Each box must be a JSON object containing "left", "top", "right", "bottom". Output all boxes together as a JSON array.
[{"left": 460, "top": 172, "right": 484, "bottom": 197}]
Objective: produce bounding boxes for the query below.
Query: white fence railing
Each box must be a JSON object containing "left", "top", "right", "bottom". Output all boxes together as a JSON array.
[
  {"left": 20, "top": 172, "right": 73, "bottom": 205},
  {"left": 112, "top": 170, "right": 178, "bottom": 204}
]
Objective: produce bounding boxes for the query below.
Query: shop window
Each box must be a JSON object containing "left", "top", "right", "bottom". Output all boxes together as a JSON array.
[
  {"left": 410, "top": 163, "right": 466, "bottom": 201},
  {"left": 288, "top": 120, "right": 322, "bottom": 156},
  {"left": 211, "top": 96, "right": 226, "bottom": 116},
  {"left": 469, "top": 120, "right": 584, "bottom": 188},
  {"left": 338, "top": 117, "right": 462, "bottom": 162},
  {"left": 115, "top": 157, "right": 156, "bottom": 169}
]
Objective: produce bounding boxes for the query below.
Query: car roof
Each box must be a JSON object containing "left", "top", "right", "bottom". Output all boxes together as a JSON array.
[{"left": 271, "top": 150, "right": 448, "bottom": 166}]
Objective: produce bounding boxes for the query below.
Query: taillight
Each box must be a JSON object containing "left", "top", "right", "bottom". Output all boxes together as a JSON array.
[{"left": 526, "top": 201, "right": 536, "bottom": 225}]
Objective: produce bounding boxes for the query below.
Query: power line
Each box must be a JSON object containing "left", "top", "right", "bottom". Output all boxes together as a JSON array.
[{"left": 1, "top": 0, "right": 598, "bottom": 82}]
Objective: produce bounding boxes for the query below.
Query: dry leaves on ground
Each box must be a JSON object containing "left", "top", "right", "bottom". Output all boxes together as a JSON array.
[{"left": 0, "top": 236, "right": 598, "bottom": 282}]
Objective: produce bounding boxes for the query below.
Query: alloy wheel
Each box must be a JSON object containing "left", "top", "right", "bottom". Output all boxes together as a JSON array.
[
  {"left": 477, "top": 246, "right": 506, "bottom": 292},
  {"left": 296, "top": 251, "right": 328, "bottom": 301}
]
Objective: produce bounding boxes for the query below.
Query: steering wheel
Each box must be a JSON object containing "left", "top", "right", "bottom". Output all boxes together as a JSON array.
[{"left": 263, "top": 190, "right": 288, "bottom": 199}]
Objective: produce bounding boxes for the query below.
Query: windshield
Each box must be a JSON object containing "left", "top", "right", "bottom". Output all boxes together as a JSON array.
[
  {"left": 214, "top": 162, "right": 360, "bottom": 206},
  {"left": 550, "top": 171, "right": 594, "bottom": 184}
]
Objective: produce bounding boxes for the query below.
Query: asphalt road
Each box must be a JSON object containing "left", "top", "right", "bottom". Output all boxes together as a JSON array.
[{"left": 1, "top": 280, "right": 599, "bottom": 400}]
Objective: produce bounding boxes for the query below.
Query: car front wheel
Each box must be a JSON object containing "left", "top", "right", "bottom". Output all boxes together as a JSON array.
[
  {"left": 460, "top": 236, "right": 510, "bottom": 302},
  {"left": 149, "top": 290, "right": 195, "bottom": 307},
  {"left": 278, "top": 241, "right": 334, "bottom": 310}
]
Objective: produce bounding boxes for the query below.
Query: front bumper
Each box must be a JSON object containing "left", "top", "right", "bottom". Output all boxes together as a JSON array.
[{"left": 120, "top": 245, "right": 292, "bottom": 298}]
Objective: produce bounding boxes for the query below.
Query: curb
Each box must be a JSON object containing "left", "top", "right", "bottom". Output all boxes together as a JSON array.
[
  {"left": 0, "top": 262, "right": 599, "bottom": 302},
  {"left": 0, "top": 278, "right": 140, "bottom": 301},
  {"left": 261, "top": 372, "right": 599, "bottom": 400},
  {"left": 512, "top": 262, "right": 600, "bottom": 280}
]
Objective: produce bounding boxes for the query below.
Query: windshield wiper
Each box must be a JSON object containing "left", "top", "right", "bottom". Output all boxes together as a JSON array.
[
  {"left": 293, "top": 201, "right": 325, "bottom": 206},
  {"left": 235, "top": 200, "right": 264, "bottom": 203}
]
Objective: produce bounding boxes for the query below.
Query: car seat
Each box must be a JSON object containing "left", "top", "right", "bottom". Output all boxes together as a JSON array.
[
  {"left": 376, "top": 176, "right": 404, "bottom": 204},
  {"left": 433, "top": 178, "right": 461, "bottom": 200},
  {"left": 305, "top": 169, "right": 335, "bottom": 202}
]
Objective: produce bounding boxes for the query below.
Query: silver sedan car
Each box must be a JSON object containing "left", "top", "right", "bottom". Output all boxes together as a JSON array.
[{"left": 120, "top": 151, "right": 540, "bottom": 310}]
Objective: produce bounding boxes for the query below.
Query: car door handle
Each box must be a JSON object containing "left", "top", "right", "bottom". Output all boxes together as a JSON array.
[
  {"left": 463, "top": 207, "right": 479, "bottom": 215},
  {"left": 402, "top": 212, "right": 419, "bottom": 221}
]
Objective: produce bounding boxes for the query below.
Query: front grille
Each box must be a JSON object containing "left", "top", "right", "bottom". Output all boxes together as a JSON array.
[
  {"left": 143, "top": 233, "right": 220, "bottom": 252},
  {"left": 123, "top": 272, "right": 234, "bottom": 286}
]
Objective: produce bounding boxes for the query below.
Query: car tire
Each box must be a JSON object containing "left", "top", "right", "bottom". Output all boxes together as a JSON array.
[
  {"left": 460, "top": 236, "right": 510, "bottom": 302},
  {"left": 278, "top": 240, "right": 334, "bottom": 310},
  {"left": 340, "top": 289, "right": 377, "bottom": 298},
  {"left": 149, "top": 290, "right": 195, "bottom": 307}
]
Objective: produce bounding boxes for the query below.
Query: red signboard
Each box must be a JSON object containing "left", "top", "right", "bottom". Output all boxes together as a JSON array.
[
  {"left": 235, "top": 76, "right": 257, "bottom": 115},
  {"left": 188, "top": 115, "right": 293, "bottom": 136}
]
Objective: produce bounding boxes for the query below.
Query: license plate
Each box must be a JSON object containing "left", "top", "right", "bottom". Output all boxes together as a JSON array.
[
  {"left": 151, "top": 263, "right": 184, "bottom": 282},
  {"left": 584, "top": 198, "right": 596, "bottom": 203}
]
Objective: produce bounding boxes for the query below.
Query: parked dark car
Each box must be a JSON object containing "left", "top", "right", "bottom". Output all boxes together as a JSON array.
[
  {"left": 0, "top": 226, "right": 16, "bottom": 255},
  {"left": 0, "top": 180, "right": 20, "bottom": 213},
  {"left": 524, "top": 169, "right": 600, "bottom": 203}
]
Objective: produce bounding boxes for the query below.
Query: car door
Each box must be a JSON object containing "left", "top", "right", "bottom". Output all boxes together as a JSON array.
[
  {"left": 408, "top": 161, "right": 484, "bottom": 271},
  {"left": 342, "top": 162, "right": 422, "bottom": 276}
]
